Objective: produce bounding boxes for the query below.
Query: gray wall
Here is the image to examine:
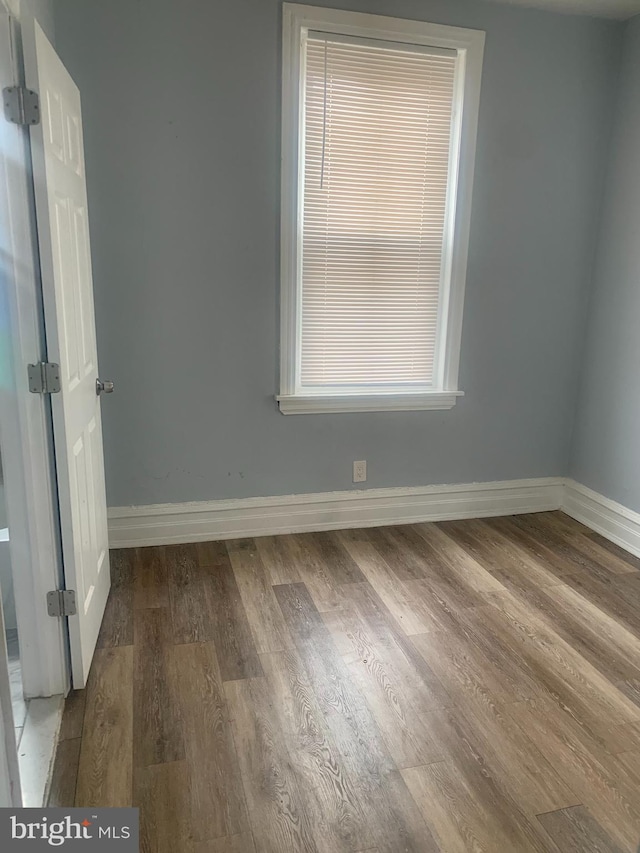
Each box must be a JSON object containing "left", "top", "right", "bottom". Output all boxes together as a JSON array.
[
  {"left": 23, "top": 0, "right": 54, "bottom": 42},
  {"left": 570, "top": 15, "right": 640, "bottom": 513},
  {"left": 53, "top": 0, "right": 621, "bottom": 507}
]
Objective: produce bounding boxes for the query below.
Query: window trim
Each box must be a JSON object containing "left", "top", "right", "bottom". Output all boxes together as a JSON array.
[{"left": 279, "top": 3, "right": 485, "bottom": 415}]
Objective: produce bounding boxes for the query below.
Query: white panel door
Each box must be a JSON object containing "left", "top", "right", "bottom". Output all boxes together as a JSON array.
[{"left": 22, "top": 20, "right": 111, "bottom": 688}]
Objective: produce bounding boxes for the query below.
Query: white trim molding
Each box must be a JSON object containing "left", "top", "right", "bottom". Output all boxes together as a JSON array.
[
  {"left": 108, "top": 477, "right": 564, "bottom": 548},
  {"left": 562, "top": 480, "right": 640, "bottom": 560},
  {"left": 276, "top": 391, "right": 464, "bottom": 415},
  {"left": 110, "top": 476, "right": 640, "bottom": 561}
]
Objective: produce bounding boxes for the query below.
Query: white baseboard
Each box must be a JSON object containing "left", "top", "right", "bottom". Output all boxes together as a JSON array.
[
  {"left": 108, "top": 477, "right": 565, "bottom": 548},
  {"left": 562, "top": 479, "right": 640, "bottom": 560},
  {"left": 108, "top": 475, "right": 640, "bottom": 563}
]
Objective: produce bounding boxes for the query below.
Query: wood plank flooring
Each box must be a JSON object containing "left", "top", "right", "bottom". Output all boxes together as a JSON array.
[{"left": 49, "top": 511, "right": 640, "bottom": 852}]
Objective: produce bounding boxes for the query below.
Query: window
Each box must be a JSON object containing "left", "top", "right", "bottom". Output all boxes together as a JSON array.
[{"left": 278, "top": 5, "right": 485, "bottom": 414}]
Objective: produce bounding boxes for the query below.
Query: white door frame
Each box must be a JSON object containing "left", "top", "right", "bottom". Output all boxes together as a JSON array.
[{"left": 0, "top": 0, "right": 69, "bottom": 700}]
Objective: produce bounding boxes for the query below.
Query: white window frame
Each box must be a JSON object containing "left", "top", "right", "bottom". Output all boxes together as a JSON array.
[{"left": 278, "top": 3, "right": 485, "bottom": 415}]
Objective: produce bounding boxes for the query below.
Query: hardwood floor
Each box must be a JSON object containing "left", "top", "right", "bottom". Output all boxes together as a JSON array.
[{"left": 49, "top": 511, "right": 640, "bottom": 852}]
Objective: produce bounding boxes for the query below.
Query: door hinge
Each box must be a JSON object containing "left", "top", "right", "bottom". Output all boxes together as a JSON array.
[
  {"left": 3, "top": 85, "right": 40, "bottom": 126},
  {"left": 47, "top": 590, "right": 77, "bottom": 618},
  {"left": 28, "top": 362, "right": 61, "bottom": 394}
]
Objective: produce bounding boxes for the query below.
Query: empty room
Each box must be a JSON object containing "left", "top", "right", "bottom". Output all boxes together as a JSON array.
[{"left": 1, "top": 0, "right": 640, "bottom": 850}]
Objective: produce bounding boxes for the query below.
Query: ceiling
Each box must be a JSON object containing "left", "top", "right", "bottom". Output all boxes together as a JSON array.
[{"left": 487, "top": 0, "right": 640, "bottom": 18}]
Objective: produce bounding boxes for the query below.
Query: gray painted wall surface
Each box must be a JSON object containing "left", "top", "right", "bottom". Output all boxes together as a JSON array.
[
  {"left": 23, "top": 0, "right": 54, "bottom": 42},
  {"left": 570, "top": 15, "right": 640, "bottom": 513},
  {"left": 53, "top": 0, "right": 620, "bottom": 507}
]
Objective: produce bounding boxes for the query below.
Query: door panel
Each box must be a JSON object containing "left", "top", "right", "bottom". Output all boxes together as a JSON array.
[{"left": 23, "top": 19, "right": 110, "bottom": 688}]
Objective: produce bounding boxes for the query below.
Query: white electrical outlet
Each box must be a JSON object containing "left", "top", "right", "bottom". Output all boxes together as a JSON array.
[{"left": 353, "top": 460, "right": 367, "bottom": 483}]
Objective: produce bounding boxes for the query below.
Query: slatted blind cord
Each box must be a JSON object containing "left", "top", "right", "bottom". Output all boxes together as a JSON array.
[{"left": 320, "top": 39, "right": 328, "bottom": 190}]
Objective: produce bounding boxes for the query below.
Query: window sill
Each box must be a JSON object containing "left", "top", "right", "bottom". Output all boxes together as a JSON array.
[{"left": 276, "top": 391, "right": 463, "bottom": 415}]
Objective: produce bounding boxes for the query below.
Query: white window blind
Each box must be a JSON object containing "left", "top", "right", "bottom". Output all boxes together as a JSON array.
[{"left": 300, "top": 34, "right": 458, "bottom": 392}]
